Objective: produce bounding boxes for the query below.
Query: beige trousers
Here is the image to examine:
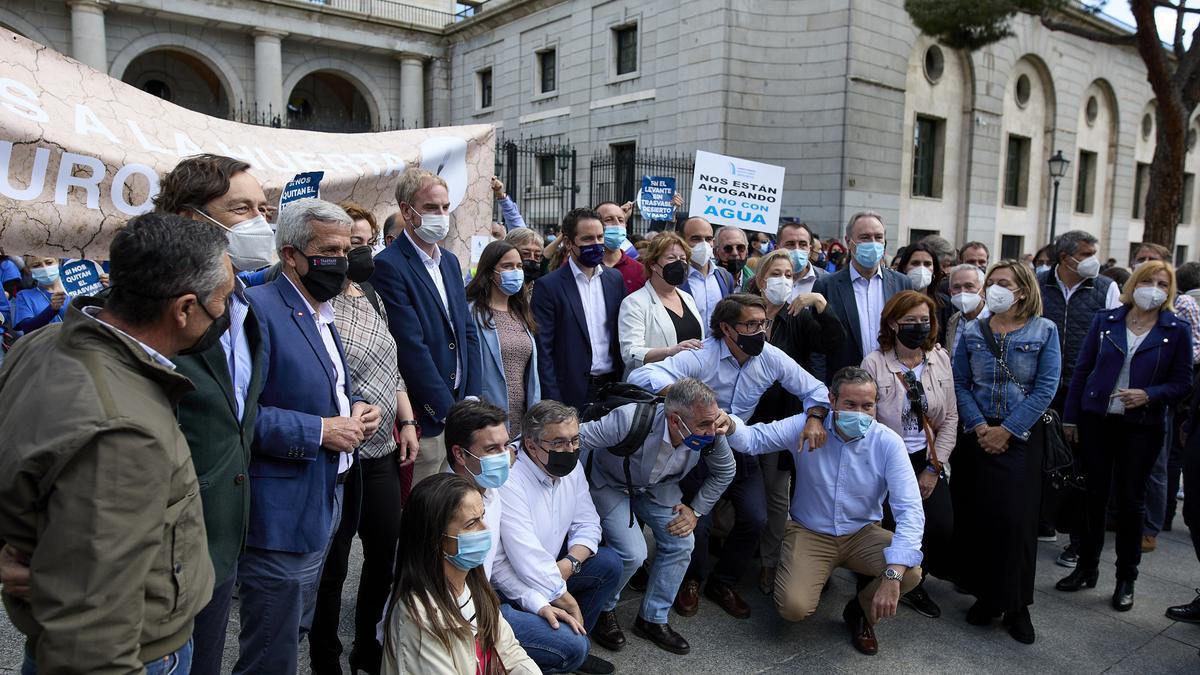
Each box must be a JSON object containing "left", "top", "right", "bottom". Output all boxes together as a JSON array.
[{"left": 412, "top": 432, "right": 449, "bottom": 487}]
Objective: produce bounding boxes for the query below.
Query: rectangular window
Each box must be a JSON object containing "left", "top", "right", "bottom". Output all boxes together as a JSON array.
[
  {"left": 611, "top": 142, "right": 637, "bottom": 204},
  {"left": 1133, "top": 162, "right": 1150, "bottom": 219},
  {"left": 1183, "top": 172, "right": 1195, "bottom": 224},
  {"left": 1003, "top": 134, "right": 1030, "bottom": 207},
  {"left": 911, "top": 115, "right": 945, "bottom": 199},
  {"left": 1000, "top": 235, "right": 1024, "bottom": 261},
  {"left": 1074, "top": 150, "right": 1097, "bottom": 214},
  {"left": 537, "top": 49, "right": 557, "bottom": 94},
  {"left": 477, "top": 68, "right": 493, "bottom": 110},
  {"left": 614, "top": 25, "right": 638, "bottom": 76},
  {"left": 908, "top": 228, "right": 939, "bottom": 245},
  {"left": 537, "top": 155, "right": 556, "bottom": 187}
]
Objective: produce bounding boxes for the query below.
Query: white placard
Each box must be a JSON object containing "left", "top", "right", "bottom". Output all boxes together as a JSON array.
[{"left": 688, "top": 150, "right": 785, "bottom": 234}]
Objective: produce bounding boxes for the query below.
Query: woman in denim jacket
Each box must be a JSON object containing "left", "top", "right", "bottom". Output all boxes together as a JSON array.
[
  {"left": 1055, "top": 260, "right": 1192, "bottom": 611},
  {"left": 952, "top": 260, "right": 1061, "bottom": 645}
]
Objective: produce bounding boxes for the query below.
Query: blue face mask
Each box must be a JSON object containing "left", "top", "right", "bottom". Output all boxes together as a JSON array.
[
  {"left": 444, "top": 529, "right": 492, "bottom": 571},
  {"left": 465, "top": 448, "right": 510, "bottom": 489},
  {"left": 32, "top": 264, "right": 59, "bottom": 286},
  {"left": 545, "top": 234, "right": 557, "bottom": 245},
  {"left": 788, "top": 248, "right": 809, "bottom": 274},
  {"left": 853, "top": 241, "right": 885, "bottom": 269},
  {"left": 577, "top": 243, "right": 605, "bottom": 268},
  {"left": 834, "top": 410, "right": 873, "bottom": 440},
  {"left": 676, "top": 415, "right": 715, "bottom": 452},
  {"left": 603, "top": 226, "right": 625, "bottom": 251},
  {"left": 758, "top": 242, "right": 770, "bottom": 255},
  {"left": 496, "top": 269, "right": 524, "bottom": 296}
]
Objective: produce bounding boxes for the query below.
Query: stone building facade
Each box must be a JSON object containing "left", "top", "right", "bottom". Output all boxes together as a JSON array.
[{"left": 2, "top": 0, "right": 1191, "bottom": 262}]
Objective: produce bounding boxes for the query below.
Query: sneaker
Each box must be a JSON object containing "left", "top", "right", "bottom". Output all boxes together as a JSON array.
[
  {"left": 1055, "top": 546, "right": 1078, "bottom": 568},
  {"left": 1037, "top": 525, "right": 1057, "bottom": 543},
  {"left": 900, "top": 585, "right": 942, "bottom": 618}
]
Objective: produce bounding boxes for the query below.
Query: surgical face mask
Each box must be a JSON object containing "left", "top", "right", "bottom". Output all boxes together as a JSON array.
[
  {"left": 496, "top": 269, "right": 525, "bottom": 296},
  {"left": 465, "top": 448, "right": 510, "bottom": 490},
  {"left": 545, "top": 234, "right": 557, "bottom": 245},
  {"left": 853, "top": 241, "right": 885, "bottom": 269},
  {"left": 764, "top": 276, "right": 792, "bottom": 306},
  {"left": 758, "top": 241, "right": 770, "bottom": 255},
  {"left": 347, "top": 246, "right": 375, "bottom": 283},
  {"left": 834, "top": 410, "right": 873, "bottom": 440},
  {"left": 907, "top": 266, "right": 932, "bottom": 291},
  {"left": 1072, "top": 254, "right": 1100, "bottom": 279},
  {"left": 1133, "top": 286, "right": 1168, "bottom": 311},
  {"left": 31, "top": 264, "right": 59, "bottom": 286},
  {"left": 691, "top": 241, "right": 713, "bottom": 266},
  {"left": 443, "top": 529, "right": 492, "bottom": 571},
  {"left": 179, "top": 296, "right": 232, "bottom": 356},
  {"left": 789, "top": 248, "right": 809, "bottom": 274},
  {"left": 950, "top": 292, "right": 982, "bottom": 314},
  {"left": 1035, "top": 264, "right": 1051, "bottom": 276},
  {"left": 675, "top": 415, "right": 715, "bottom": 452},
  {"left": 603, "top": 226, "right": 625, "bottom": 251},
  {"left": 196, "top": 210, "right": 277, "bottom": 272},
  {"left": 985, "top": 284, "right": 1017, "bottom": 314},
  {"left": 408, "top": 206, "right": 450, "bottom": 245}
]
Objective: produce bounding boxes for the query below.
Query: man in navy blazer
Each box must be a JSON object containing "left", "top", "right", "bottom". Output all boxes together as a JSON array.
[
  {"left": 236, "top": 199, "right": 381, "bottom": 675},
  {"left": 813, "top": 212, "right": 913, "bottom": 383},
  {"left": 371, "top": 168, "right": 481, "bottom": 486},
  {"left": 532, "top": 207, "right": 625, "bottom": 410}
]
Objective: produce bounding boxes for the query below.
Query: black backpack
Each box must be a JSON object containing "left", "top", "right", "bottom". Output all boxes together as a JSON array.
[{"left": 581, "top": 382, "right": 663, "bottom": 527}]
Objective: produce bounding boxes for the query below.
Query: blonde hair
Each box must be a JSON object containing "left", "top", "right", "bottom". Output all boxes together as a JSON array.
[
  {"left": 1121, "top": 259, "right": 1177, "bottom": 312},
  {"left": 641, "top": 231, "right": 691, "bottom": 279},
  {"left": 750, "top": 249, "right": 793, "bottom": 295},
  {"left": 393, "top": 168, "right": 448, "bottom": 208},
  {"left": 986, "top": 259, "right": 1043, "bottom": 319}
]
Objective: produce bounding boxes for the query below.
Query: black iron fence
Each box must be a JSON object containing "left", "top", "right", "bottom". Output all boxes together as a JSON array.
[
  {"left": 493, "top": 135, "right": 579, "bottom": 231},
  {"left": 590, "top": 148, "right": 694, "bottom": 235}
]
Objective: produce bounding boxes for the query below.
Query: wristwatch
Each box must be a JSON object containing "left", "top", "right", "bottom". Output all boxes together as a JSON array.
[
  {"left": 396, "top": 420, "right": 418, "bottom": 428},
  {"left": 806, "top": 407, "right": 829, "bottom": 421},
  {"left": 881, "top": 568, "right": 904, "bottom": 583},
  {"left": 565, "top": 554, "right": 582, "bottom": 575}
]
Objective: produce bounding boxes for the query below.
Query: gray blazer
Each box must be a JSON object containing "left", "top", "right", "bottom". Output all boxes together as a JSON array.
[
  {"left": 581, "top": 404, "right": 735, "bottom": 519},
  {"left": 813, "top": 266, "right": 912, "bottom": 381}
]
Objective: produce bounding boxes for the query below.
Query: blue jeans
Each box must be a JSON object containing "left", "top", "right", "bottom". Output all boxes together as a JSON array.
[
  {"left": 234, "top": 482, "right": 343, "bottom": 675},
  {"left": 599, "top": 491, "right": 695, "bottom": 624},
  {"left": 191, "top": 572, "right": 236, "bottom": 675},
  {"left": 23, "top": 639, "right": 192, "bottom": 674},
  {"left": 1143, "top": 414, "right": 1172, "bottom": 536}
]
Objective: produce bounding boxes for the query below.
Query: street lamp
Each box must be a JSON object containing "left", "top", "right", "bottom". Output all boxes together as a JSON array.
[{"left": 1047, "top": 149, "right": 1071, "bottom": 244}]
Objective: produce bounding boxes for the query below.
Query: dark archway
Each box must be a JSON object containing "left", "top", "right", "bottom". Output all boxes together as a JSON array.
[
  {"left": 120, "top": 49, "right": 231, "bottom": 117},
  {"left": 286, "top": 71, "right": 373, "bottom": 133}
]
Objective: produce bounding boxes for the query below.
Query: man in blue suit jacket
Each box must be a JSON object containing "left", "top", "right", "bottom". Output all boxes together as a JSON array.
[
  {"left": 235, "top": 200, "right": 380, "bottom": 675},
  {"left": 813, "top": 212, "right": 913, "bottom": 383},
  {"left": 532, "top": 207, "right": 625, "bottom": 410},
  {"left": 371, "top": 168, "right": 481, "bottom": 486}
]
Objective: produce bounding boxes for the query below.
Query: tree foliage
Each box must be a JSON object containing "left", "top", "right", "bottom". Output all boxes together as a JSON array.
[{"left": 906, "top": 0, "right": 1066, "bottom": 50}]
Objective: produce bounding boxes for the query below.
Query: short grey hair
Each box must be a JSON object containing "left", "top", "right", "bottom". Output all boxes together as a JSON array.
[
  {"left": 664, "top": 377, "right": 718, "bottom": 417},
  {"left": 920, "top": 234, "right": 956, "bottom": 265},
  {"left": 276, "top": 198, "right": 352, "bottom": 253},
  {"left": 716, "top": 226, "right": 748, "bottom": 246},
  {"left": 844, "top": 211, "right": 885, "bottom": 241},
  {"left": 1054, "top": 230, "right": 1099, "bottom": 258},
  {"left": 394, "top": 167, "right": 448, "bottom": 208},
  {"left": 505, "top": 227, "right": 544, "bottom": 249},
  {"left": 522, "top": 400, "right": 578, "bottom": 448},
  {"left": 948, "top": 263, "right": 985, "bottom": 287},
  {"left": 830, "top": 366, "right": 878, "bottom": 400}
]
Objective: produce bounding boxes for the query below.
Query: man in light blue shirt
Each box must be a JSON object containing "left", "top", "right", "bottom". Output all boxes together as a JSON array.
[{"left": 726, "top": 366, "right": 924, "bottom": 656}]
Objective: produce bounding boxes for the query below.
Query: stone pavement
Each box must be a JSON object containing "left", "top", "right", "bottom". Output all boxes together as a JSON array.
[{"left": 1, "top": 524, "right": 1198, "bottom": 673}]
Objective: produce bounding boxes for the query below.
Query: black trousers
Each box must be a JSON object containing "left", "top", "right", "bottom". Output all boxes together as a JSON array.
[
  {"left": 1182, "top": 424, "right": 1200, "bottom": 563},
  {"left": 310, "top": 455, "right": 403, "bottom": 672},
  {"left": 883, "top": 449, "right": 953, "bottom": 582},
  {"left": 190, "top": 572, "right": 236, "bottom": 675},
  {"left": 681, "top": 453, "right": 767, "bottom": 587}
]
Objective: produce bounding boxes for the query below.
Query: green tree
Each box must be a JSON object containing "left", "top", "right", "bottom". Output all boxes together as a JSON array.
[{"left": 908, "top": 0, "right": 1200, "bottom": 249}]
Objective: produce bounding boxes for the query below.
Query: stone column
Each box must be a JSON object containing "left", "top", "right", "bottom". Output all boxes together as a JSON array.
[
  {"left": 253, "top": 30, "right": 287, "bottom": 125},
  {"left": 67, "top": 0, "right": 108, "bottom": 72},
  {"left": 398, "top": 54, "right": 426, "bottom": 129}
]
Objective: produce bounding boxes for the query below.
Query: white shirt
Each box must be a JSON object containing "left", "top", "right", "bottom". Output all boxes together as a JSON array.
[
  {"left": 569, "top": 256, "right": 614, "bottom": 375},
  {"left": 686, "top": 262, "right": 725, "bottom": 329},
  {"left": 790, "top": 265, "right": 818, "bottom": 299},
  {"left": 1055, "top": 268, "right": 1122, "bottom": 309},
  {"left": 850, "top": 264, "right": 885, "bottom": 358},
  {"left": 1108, "top": 329, "right": 1150, "bottom": 415},
  {"left": 82, "top": 306, "right": 176, "bottom": 370},
  {"left": 491, "top": 451, "right": 603, "bottom": 614},
  {"left": 285, "top": 274, "right": 354, "bottom": 473},
  {"left": 898, "top": 361, "right": 927, "bottom": 453},
  {"left": 405, "top": 229, "right": 461, "bottom": 387},
  {"left": 648, "top": 421, "right": 690, "bottom": 484}
]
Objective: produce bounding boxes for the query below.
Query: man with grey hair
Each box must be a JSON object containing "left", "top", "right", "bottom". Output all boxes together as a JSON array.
[
  {"left": 236, "top": 198, "right": 382, "bottom": 673},
  {"left": 715, "top": 226, "right": 752, "bottom": 291},
  {"left": 727, "top": 366, "right": 924, "bottom": 656},
  {"left": 945, "top": 263, "right": 987, "bottom": 357},
  {"left": 372, "top": 167, "right": 481, "bottom": 487},
  {"left": 581, "top": 377, "right": 737, "bottom": 656},
  {"left": 813, "top": 212, "right": 912, "bottom": 383},
  {"left": 506, "top": 226, "right": 546, "bottom": 284}
]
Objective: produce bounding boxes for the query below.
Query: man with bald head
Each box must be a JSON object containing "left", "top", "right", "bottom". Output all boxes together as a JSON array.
[
  {"left": 680, "top": 217, "right": 736, "bottom": 329},
  {"left": 597, "top": 201, "right": 647, "bottom": 294},
  {"left": 715, "top": 226, "right": 752, "bottom": 291}
]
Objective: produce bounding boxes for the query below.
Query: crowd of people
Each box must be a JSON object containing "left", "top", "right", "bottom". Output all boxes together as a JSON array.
[{"left": 0, "top": 152, "right": 1199, "bottom": 674}]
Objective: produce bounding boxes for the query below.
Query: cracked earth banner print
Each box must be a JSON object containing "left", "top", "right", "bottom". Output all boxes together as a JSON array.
[{"left": 0, "top": 29, "right": 496, "bottom": 261}]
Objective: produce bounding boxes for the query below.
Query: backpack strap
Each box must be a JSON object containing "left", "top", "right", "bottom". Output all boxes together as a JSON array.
[{"left": 616, "top": 401, "right": 657, "bottom": 527}]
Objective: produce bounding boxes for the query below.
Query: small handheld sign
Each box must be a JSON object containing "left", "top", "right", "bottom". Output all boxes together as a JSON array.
[
  {"left": 637, "top": 176, "right": 677, "bottom": 221},
  {"left": 61, "top": 259, "right": 104, "bottom": 297}
]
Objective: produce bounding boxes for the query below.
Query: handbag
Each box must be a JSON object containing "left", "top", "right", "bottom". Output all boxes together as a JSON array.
[{"left": 978, "top": 319, "right": 1084, "bottom": 491}]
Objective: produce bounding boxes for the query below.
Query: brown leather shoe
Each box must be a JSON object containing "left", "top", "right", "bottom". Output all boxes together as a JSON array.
[
  {"left": 1142, "top": 535, "right": 1157, "bottom": 552},
  {"left": 842, "top": 599, "right": 878, "bottom": 655},
  {"left": 704, "top": 580, "right": 751, "bottom": 619},
  {"left": 592, "top": 610, "right": 625, "bottom": 652},
  {"left": 673, "top": 578, "right": 700, "bottom": 617}
]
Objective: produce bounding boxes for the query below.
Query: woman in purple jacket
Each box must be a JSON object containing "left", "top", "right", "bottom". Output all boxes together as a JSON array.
[{"left": 1057, "top": 260, "right": 1193, "bottom": 611}]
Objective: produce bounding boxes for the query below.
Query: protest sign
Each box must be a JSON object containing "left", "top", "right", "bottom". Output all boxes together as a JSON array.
[
  {"left": 688, "top": 151, "right": 785, "bottom": 234},
  {"left": 637, "top": 176, "right": 676, "bottom": 221},
  {"left": 60, "top": 259, "right": 103, "bottom": 297},
  {"left": 0, "top": 28, "right": 495, "bottom": 262},
  {"left": 279, "top": 171, "right": 324, "bottom": 212}
]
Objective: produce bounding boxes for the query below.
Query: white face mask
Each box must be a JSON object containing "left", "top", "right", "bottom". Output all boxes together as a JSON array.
[
  {"left": 951, "top": 292, "right": 982, "bottom": 314},
  {"left": 1133, "top": 286, "right": 1167, "bottom": 311},
  {"left": 409, "top": 206, "right": 450, "bottom": 244},
  {"left": 1073, "top": 255, "right": 1100, "bottom": 279},
  {"left": 985, "top": 284, "right": 1017, "bottom": 314},
  {"left": 1035, "top": 264, "right": 1051, "bottom": 276},
  {"left": 907, "top": 266, "right": 932, "bottom": 291},
  {"left": 197, "top": 210, "right": 277, "bottom": 272},
  {"left": 691, "top": 241, "right": 713, "bottom": 267},
  {"left": 764, "top": 276, "right": 792, "bottom": 306}
]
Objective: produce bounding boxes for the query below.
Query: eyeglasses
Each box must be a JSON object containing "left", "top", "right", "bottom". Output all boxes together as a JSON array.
[
  {"left": 537, "top": 436, "right": 581, "bottom": 452},
  {"left": 902, "top": 371, "right": 927, "bottom": 415},
  {"left": 733, "top": 319, "right": 772, "bottom": 333},
  {"left": 722, "top": 244, "right": 747, "bottom": 254}
]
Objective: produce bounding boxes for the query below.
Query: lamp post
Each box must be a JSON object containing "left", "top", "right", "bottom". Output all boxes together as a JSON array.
[{"left": 1047, "top": 149, "right": 1071, "bottom": 245}]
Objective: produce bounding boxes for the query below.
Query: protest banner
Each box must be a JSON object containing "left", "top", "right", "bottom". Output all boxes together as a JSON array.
[
  {"left": 279, "top": 171, "right": 324, "bottom": 213},
  {"left": 60, "top": 258, "right": 104, "bottom": 297},
  {"left": 637, "top": 176, "right": 676, "bottom": 221},
  {"left": 688, "top": 150, "right": 785, "bottom": 234},
  {"left": 0, "top": 29, "right": 495, "bottom": 262}
]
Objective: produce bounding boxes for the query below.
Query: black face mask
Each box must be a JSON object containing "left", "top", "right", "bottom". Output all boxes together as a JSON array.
[
  {"left": 720, "top": 258, "right": 746, "bottom": 278},
  {"left": 543, "top": 448, "right": 580, "bottom": 478},
  {"left": 734, "top": 329, "right": 766, "bottom": 357},
  {"left": 179, "top": 296, "right": 231, "bottom": 356},
  {"left": 522, "top": 258, "right": 543, "bottom": 283},
  {"left": 660, "top": 260, "right": 688, "bottom": 286},
  {"left": 896, "top": 323, "right": 931, "bottom": 350},
  {"left": 299, "top": 254, "right": 349, "bottom": 303},
  {"left": 346, "top": 246, "right": 375, "bottom": 283}
]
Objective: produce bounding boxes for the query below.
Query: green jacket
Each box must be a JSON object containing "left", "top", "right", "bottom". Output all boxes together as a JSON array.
[
  {"left": 0, "top": 299, "right": 214, "bottom": 672},
  {"left": 173, "top": 297, "right": 265, "bottom": 584}
]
